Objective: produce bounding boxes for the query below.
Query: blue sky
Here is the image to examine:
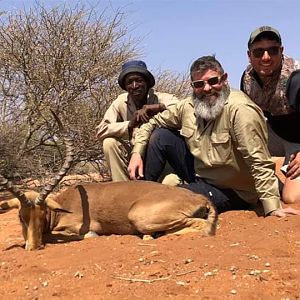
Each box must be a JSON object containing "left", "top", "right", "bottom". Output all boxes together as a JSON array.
[{"left": 1, "top": 0, "right": 300, "bottom": 88}]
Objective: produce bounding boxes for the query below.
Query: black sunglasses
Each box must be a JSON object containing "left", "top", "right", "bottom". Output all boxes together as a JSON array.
[
  {"left": 251, "top": 46, "right": 281, "bottom": 58},
  {"left": 191, "top": 76, "right": 223, "bottom": 89}
]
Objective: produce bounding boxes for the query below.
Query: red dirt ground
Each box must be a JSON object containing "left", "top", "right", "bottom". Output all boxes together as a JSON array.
[{"left": 1, "top": 159, "right": 300, "bottom": 300}]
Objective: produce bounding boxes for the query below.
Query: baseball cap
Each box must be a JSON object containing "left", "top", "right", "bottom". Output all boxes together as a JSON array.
[{"left": 248, "top": 26, "right": 282, "bottom": 48}]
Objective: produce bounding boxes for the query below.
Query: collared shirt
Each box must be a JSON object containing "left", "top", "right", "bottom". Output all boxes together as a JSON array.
[
  {"left": 96, "top": 88, "right": 178, "bottom": 144},
  {"left": 133, "top": 88, "right": 281, "bottom": 215}
]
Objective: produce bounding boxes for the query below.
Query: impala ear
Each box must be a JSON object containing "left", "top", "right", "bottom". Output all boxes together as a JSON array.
[
  {"left": 45, "top": 197, "right": 72, "bottom": 213},
  {"left": 0, "top": 198, "right": 20, "bottom": 213}
]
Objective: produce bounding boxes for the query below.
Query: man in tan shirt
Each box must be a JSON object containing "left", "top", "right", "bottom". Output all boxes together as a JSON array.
[
  {"left": 128, "top": 55, "right": 299, "bottom": 218},
  {"left": 96, "top": 60, "right": 178, "bottom": 181}
]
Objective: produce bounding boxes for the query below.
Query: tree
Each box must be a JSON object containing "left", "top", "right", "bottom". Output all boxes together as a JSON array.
[
  {"left": 0, "top": 3, "right": 190, "bottom": 183},
  {"left": 0, "top": 3, "right": 138, "bottom": 179}
]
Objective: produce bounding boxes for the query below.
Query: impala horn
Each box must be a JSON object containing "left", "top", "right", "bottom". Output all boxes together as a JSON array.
[
  {"left": 0, "top": 174, "right": 32, "bottom": 207},
  {"left": 35, "top": 110, "right": 75, "bottom": 205}
]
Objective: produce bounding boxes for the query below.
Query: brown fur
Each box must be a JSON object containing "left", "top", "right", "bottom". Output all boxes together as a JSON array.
[{"left": 0, "top": 181, "right": 217, "bottom": 250}]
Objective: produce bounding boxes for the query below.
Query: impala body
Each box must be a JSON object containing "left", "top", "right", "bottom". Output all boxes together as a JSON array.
[
  {"left": 0, "top": 112, "right": 217, "bottom": 250},
  {"left": 0, "top": 180, "right": 217, "bottom": 250}
]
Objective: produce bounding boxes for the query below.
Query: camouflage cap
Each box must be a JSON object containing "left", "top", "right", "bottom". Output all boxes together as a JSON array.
[{"left": 248, "top": 26, "right": 282, "bottom": 48}]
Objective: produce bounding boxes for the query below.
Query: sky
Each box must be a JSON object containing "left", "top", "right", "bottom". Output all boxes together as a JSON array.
[{"left": 1, "top": 0, "right": 300, "bottom": 89}]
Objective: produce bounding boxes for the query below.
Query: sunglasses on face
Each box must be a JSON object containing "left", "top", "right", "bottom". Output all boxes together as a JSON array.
[
  {"left": 191, "top": 76, "right": 223, "bottom": 89},
  {"left": 251, "top": 46, "right": 281, "bottom": 58}
]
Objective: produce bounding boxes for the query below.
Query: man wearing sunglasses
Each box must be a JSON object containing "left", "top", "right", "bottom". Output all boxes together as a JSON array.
[
  {"left": 128, "top": 55, "right": 299, "bottom": 218},
  {"left": 241, "top": 26, "right": 300, "bottom": 204}
]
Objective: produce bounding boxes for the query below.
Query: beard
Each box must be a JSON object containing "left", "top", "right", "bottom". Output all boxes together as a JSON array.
[{"left": 193, "top": 86, "right": 230, "bottom": 121}]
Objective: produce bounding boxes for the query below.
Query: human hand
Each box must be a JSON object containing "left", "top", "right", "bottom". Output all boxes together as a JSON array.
[
  {"left": 136, "top": 105, "right": 154, "bottom": 123},
  {"left": 128, "top": 152, "right": 144, "bottom": 180},
  {"left": 269, "top": 207, "right": 300, "bottom": 217},
  {"left": 286, "top": 151, "right": 300, "bottom": 179},
  {"left": 128, "top": 111, "right": 142, "bottom": 130},
  {"left": 136, "top": 104, "right": 165, "bottom": 124}
]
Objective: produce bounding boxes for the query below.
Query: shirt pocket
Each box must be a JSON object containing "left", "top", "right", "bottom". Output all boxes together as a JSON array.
[{"left": 208, "top": 132, "right": 232, "bottom": 165}]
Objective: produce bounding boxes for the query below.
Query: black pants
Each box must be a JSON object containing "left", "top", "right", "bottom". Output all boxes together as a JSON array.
[{"left": 144, "top": 128, "right": 250, "bottom": 213}]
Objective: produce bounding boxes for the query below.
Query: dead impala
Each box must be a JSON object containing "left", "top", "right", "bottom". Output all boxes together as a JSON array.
[
  {"left": 0, "top": 179, "right": 217, "bottom": 250},
  {"left": 0, "top": 115, "right": 217, "bottom": 251}
]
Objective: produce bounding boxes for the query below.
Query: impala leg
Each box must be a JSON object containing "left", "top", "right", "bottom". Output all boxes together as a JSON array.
[
  {"left": 84, "top": 231, "right": 99, "bottom": 238},
  {"left": 142, "top": 234, "right": 154, "bottom": 241},
  {"left": 164, "top": 218, "right": 211, "bottom": 236}
]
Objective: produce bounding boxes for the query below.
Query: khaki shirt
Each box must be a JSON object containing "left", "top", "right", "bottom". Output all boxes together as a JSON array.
[
  {"left": 96, "top": 89, "right": 178, "bottom": 143},
  {"left": 133, "top": 88, "right": 281, "bottom": 215}
]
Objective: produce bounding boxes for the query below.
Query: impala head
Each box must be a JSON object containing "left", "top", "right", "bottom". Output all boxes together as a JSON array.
[
  {"left": 18, "top": 195, "right": 46, "bottom": 251},
  {"left": 0, "top": 111, "right": 74, "bottom": 250},
  {"left": 0, "top": 189, "right": 70, "bottom": 250}
]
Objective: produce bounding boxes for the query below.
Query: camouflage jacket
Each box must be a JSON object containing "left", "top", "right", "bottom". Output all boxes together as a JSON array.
[
  {"left": 241, "top": 55, "right": 300, "bottom": 116},
  {"left": 241, "top": 55, "right": 300, "bottom": 143}
]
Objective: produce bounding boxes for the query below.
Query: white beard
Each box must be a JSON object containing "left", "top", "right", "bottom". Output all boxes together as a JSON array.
[{"left": 193, "top": 87, "right": 229, "bottom": 121}]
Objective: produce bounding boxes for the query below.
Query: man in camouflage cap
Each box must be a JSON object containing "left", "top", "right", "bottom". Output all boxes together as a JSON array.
[{"left": 240, "top": 26, "right": 300, "bottom": 204}]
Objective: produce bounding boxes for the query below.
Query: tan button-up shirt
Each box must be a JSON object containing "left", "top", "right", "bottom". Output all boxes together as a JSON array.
[
  {"left": 96, "top": 89, "right": 178, "bottom": 144},
  {"left": 133, "top": 88, "right": 281, "bottom": 215}
]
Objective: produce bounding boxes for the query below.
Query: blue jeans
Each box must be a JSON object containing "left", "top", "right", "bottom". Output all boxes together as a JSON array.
[{"left": 144, "top": 128, "right": 250, "bottom": 213}]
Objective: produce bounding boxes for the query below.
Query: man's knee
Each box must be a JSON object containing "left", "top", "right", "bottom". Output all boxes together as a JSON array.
[
  {"left": 282, "top": 186, "right": 300, "bottom": 204},
  {"left": 102, "top": 137, "right": 119, "bottom": 154},
  {"left": 149, "top": 128, "right": 163, "bottom": 146},
  {"left": 149, "top": 128, "right": 180, "bottom": 147}
]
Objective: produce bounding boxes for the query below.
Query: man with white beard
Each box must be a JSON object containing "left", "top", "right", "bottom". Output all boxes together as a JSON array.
[{"left": 128, "top": 55, "right": 299, "bottom": 218}]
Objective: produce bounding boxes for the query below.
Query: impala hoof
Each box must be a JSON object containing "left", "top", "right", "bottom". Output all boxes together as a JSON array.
[
  {"left": 84, "top": 231, "right": 98, "bottom": 238},
  {"left": 142, "top": 234, "right": 154, "bottom": 241}
]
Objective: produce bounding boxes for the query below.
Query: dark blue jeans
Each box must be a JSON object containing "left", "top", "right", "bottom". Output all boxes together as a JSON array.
[{"left": 144, "top": 128, "right": 250, "bottom": 214}]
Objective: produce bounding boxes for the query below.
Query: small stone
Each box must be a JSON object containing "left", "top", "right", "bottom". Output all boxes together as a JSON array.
[
  {"left": 231, "top": 289, "right": 237, "bottom": 294},
  {"left": 265, "top": 262, "right": 271, "bottom": 267},
  {"left": 74, "top": 271, "right": 83, "bottom": 278},
  {"left": 41, "top": 281, "right": 48, "bottom": 287},
  {"left": 184, "top": 258, "right": 193, "bottom": 264}
]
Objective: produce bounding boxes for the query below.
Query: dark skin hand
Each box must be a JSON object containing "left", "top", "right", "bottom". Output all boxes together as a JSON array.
[
  {"left": 128, "top": 103, "right": 165, "bottom": 130},
  {"left": 286, "top": 151, "right": 300, "bottom": 179}
]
